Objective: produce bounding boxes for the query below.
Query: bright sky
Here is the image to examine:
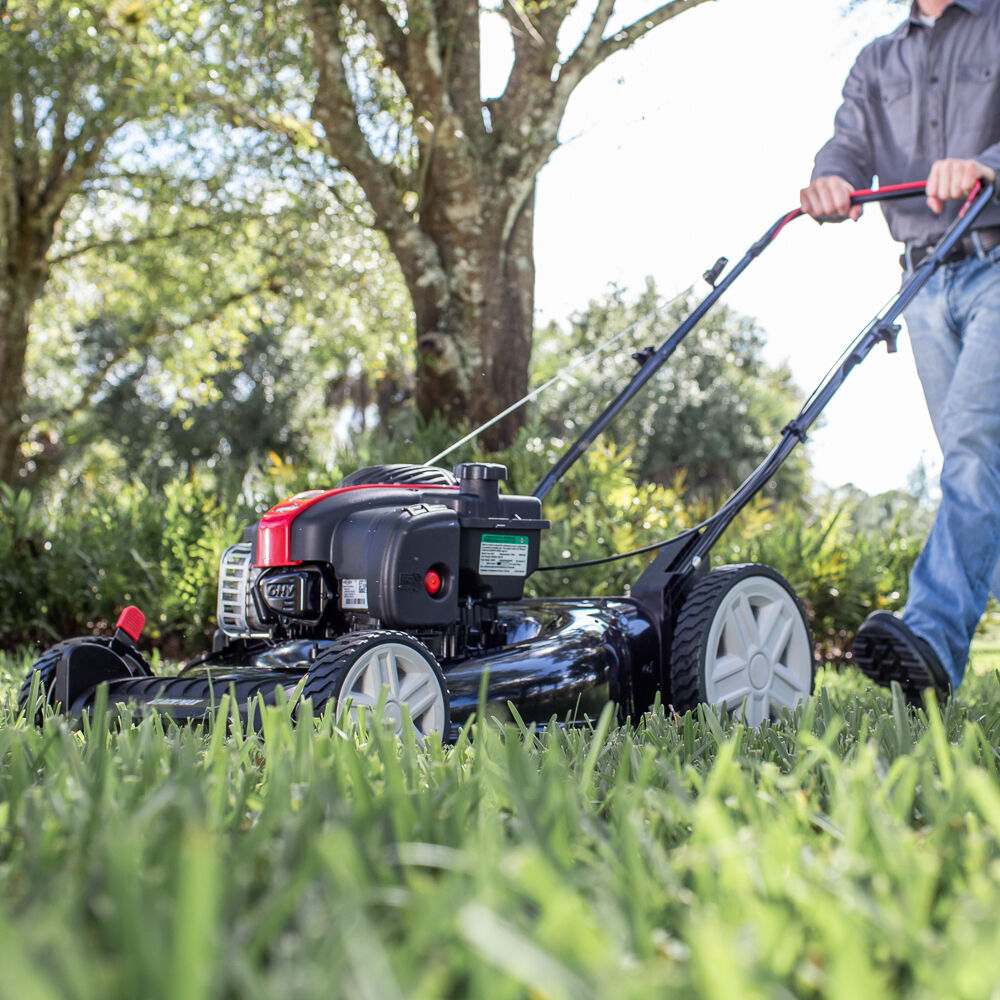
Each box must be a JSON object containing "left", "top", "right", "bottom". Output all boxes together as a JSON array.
[{"left": 522, "top": 0, "right": 935, "bottom": 496}]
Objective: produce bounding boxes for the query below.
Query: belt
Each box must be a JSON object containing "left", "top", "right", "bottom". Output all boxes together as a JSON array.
[{"left": 901, "top": 226, "right": 1000, "bottom": 271}]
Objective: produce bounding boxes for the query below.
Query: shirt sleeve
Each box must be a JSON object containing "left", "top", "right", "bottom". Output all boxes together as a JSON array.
[
  {"left": 974, "top": 139, "right": 1000, "bottom": 178},
  {"left": 811, "top": 48, "right": 877, "bottom": 190}
]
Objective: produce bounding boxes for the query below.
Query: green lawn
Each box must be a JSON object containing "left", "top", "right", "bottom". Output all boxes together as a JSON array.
[{"left": 3, "top": 653, "right": 1000, "bottom": 1000}]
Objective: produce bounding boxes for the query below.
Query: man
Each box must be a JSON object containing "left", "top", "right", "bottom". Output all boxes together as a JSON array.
[{"left": 800, "top": 0, "right": 1000, "bottom": 699}]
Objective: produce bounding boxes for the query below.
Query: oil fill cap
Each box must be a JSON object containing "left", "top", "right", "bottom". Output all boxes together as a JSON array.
[{"left": 454, "top": 463, "right": 506, "bottom": 482}]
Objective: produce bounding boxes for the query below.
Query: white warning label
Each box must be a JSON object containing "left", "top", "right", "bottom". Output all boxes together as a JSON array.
[
  {"left": 341, "top": 578, "right": 369, "bottom": 610},
  {"left": 479, "top": 534, "right": 529, "bottom": 576}
]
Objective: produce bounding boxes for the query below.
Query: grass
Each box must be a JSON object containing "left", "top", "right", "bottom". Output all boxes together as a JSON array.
[{"left": 4, "top": 652, "right": 1000, "bottom": 999}]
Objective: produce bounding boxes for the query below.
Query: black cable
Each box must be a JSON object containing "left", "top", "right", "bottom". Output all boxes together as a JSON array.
[
  {"left": 535, "top": 521, "right": 710, "bottom": 572},
  {"left": 536, "top": 540, "right": 674, "bottom": 572}
]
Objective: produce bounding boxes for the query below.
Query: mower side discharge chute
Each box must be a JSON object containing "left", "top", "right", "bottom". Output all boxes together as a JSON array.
[{"left": 19, "top": 181, "right": 996, "bottom": 736}]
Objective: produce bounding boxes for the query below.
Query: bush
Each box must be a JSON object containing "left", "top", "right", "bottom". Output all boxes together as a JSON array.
[{"left": 0, "top": 479, "right": 242, "bottom": 652}]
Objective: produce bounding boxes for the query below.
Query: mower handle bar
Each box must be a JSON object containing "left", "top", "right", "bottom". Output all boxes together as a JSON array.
[
  {"left": 532, "top": 180, "right": 974, "bottom": 501},
  {"left": 685, "top": 179, "right": 994, "bottom": 565}
]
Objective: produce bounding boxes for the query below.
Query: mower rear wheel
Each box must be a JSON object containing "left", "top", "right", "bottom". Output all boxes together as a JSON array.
[
  {"left": 300, "top": 631, "right": 449, "bottom": 742},
  {"left": 670, "top": 564, "right": 813, "bottom": 726}
]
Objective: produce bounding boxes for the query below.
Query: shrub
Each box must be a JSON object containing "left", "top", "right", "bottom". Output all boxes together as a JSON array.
[{"left": 0, "top": 479, "right": 241, "bottom": 652}]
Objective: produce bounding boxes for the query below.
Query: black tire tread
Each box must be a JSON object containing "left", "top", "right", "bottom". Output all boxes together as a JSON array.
[{"left": 670, "top": 566, "right": 755, "bottom": 713}]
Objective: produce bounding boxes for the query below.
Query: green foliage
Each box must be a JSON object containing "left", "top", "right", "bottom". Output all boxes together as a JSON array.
[
  {"left": 0, "top": 478, "right": 242, "bottom": 649},
  {"left": 25, "top": 131, "right": 411, "bottom": 488},
  {"left": 3, "top": 666, "right": 1000, "bottom": 996},
  {"left": 0, "top": 408, "right": 927, "bottom": 658}
]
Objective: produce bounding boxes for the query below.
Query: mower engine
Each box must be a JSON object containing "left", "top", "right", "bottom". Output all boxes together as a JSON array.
[{"left": 216, "top": 462, "right": 550, "bottom": 661}]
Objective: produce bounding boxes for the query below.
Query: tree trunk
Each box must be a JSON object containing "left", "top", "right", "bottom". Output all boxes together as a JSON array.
[
  {"left": 404, "top": 179, "right": 535, "bottom": 450},
  {"left": 0, "top": 260, "right": 47, "bottom": 485},
  {"left": 306, "top": 0, "right": 539, "bottom": 452}
]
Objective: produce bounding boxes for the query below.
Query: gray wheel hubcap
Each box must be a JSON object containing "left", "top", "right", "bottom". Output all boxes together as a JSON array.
[
  {"left": 337, "top": 641, "right": 446, "bottom": 741},
  {"left": 704, "top": 575, "right": 812, "bottom": 726}
]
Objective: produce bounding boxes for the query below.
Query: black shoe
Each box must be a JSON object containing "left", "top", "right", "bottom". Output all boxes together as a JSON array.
[{"left": 852, "top": 611, "right": 951, "bottom": 702}]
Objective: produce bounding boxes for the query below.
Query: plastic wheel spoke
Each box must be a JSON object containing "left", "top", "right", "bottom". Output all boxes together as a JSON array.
[
  {"left": 723, "top": 604, "right": 754, "bottom": 660},
  {"left": 712, "top": 655, "right": 750, "bottom": 691},
  {"left": 760, "top": 609, "right": 793, "bottom": 661},
  {"left": 400, "top": 674, "right": 439, "bottom": 719},
  {"left": 752, "top": 691, "right": 771, "bottom": 725},
  {"left": 738, "top": 594, "right": 760, "bottom": 645},
  {"left": 343, "top": 690, "right": 377, "bottom": 709},
  {"left": 374, "top": 649, "right": 400, "bottom": 697},
  {"left": 734, "top": 691, "right": 764, "bottom": 727},
  {"left": 718, "top": 685, "right": 752, "bottom": 708},
  {"left": 771, "top": 664, "right": 806, "bottom": 704}
]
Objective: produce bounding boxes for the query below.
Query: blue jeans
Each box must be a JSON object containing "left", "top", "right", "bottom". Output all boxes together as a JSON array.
[{"left": 901, "top": 245, "right": 1000, "bottom": 689}]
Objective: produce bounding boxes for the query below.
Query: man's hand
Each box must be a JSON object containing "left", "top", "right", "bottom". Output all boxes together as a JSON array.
[
  {"left": 926, "top": 158, "right": 997, "bottom": 214},
  {"left": 799, "top": 175, "right": 863, "bottom": 222}
]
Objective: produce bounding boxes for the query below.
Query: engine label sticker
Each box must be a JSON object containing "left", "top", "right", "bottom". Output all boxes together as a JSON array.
[
  {"left": 479, "top": 534, "right": 529, "bottom": 576},
  {"left": 341, "top": 578, "right": 369, "bottom": 610}
]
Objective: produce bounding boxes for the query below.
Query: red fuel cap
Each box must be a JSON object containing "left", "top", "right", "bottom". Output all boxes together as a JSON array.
[
  {"left": 116, "top": 606, "right": 146, "bottom": 642},
  {"left": 424, "top": 569, "right": 443, "bottom": 596}
]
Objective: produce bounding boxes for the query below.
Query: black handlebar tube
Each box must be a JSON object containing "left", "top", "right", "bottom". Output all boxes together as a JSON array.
[
  {"left": 685, "top": 180, "right": 996, "bottom": 568},
  {"left": 532, "top": 182, "right": 936, "bottom": 501}
]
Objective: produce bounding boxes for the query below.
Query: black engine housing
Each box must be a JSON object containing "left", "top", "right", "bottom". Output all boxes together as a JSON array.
[{"left": 223, "top": 463, "right": 550, "bottom": 653}]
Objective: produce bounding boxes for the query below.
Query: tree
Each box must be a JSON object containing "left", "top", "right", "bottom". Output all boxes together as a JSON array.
[
  {"left": 301, "top": 0, "right": 714, "bottom": 447},
  {"left": 30, "top": 210, "right": 410, "bottom": 494},
  {"left": 1, "top": 0, "right": 406, "bottom": 486},
  {"left": 0, "top": 1, "right": 193, "bottom": 483}
]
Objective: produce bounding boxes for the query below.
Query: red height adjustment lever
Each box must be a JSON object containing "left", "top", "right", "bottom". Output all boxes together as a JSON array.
[{"left": 115, "top": 606, "right": 146, "bottom": 644}]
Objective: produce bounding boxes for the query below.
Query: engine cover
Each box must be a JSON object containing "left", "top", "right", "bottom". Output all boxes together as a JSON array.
[{"left": 219, "top": 463, "right": 549, "bottom": 637}]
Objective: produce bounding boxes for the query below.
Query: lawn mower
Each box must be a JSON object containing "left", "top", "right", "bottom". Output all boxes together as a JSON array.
[{"left": 18, "top": 181, "right": 996, "bottom": 738}]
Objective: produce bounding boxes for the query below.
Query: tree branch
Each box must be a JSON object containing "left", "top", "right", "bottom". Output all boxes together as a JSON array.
[
  {"left": 437, "top": 0, "right": 484, "bottom": 141},
  {"left": 497, "top": 0, "right": 715, "bottom": 204},
  {"left": 491, "top": 0, "right": 570, "bottom": 144},
  {"left": 306, "top": 0, "right": 446, "bottom": 302},
  {"left": 40, "top": 89, "right": 73, "bottom": 208},
  {"left": 562, "top": 0, "right": 617, "bottom": 83},
  {"left": 557, "top": 0, "right": 714, "bottom": 108},
  {"left": 15, "top": 71, "right": 41, "bottom": 199},
  {"left": 352, "top": 0, "right": 410, "bottom": 83},
  {"left": 307, "top": 0, "right": 406, "bottom": 222},
  {"left": 498, "top": 0, "right": 546, "bottom": 46},
  {"left": 591, "top": 0, "right": 715, "bottom": 67},
  {"left": 47, "top": 222, "right": 218, "bottom": 266},
  {"left": 401, "top": 0, "right": 446, "bottom": 114},
  {"left": 189, "top": 89, "right": 319, "bottom": 146},
  {"left": 0, "top": 98, "right": 17, "bottom": 267},
  {"left": 38, "top": 126, "right": 116, "bottom": 232}
]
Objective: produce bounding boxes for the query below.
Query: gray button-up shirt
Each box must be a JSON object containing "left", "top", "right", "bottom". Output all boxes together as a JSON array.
[{"left": 812, "top": 0, "right": 1000, "bottom": 246}]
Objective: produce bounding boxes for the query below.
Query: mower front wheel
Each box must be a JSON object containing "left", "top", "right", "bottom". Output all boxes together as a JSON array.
[
  {"left": 300, "top": 631, "right": 450, "bottom": 742},
  {"left": 669, "top": 564, "right": 813, "bottom": 726}
]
